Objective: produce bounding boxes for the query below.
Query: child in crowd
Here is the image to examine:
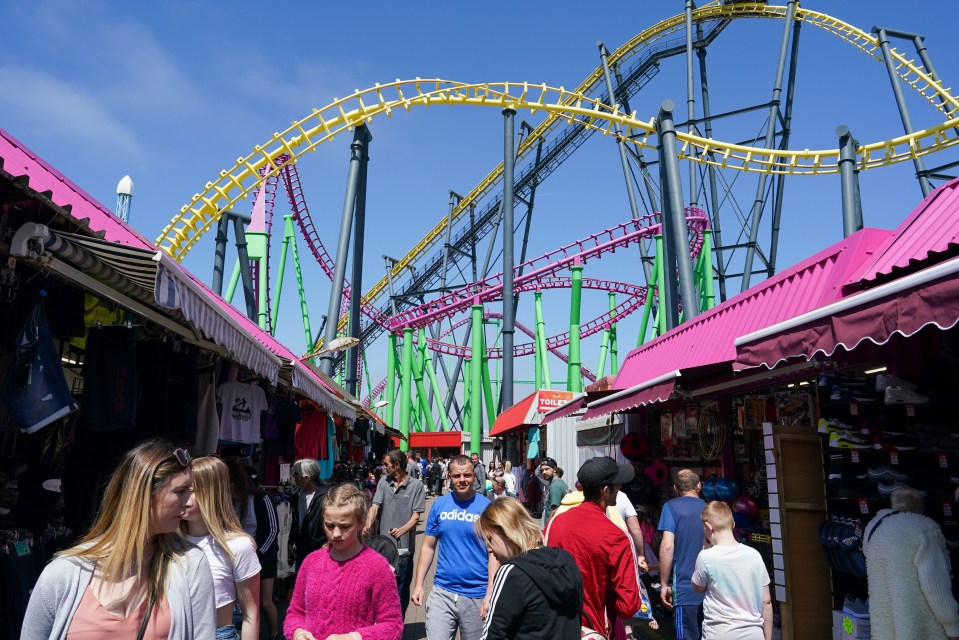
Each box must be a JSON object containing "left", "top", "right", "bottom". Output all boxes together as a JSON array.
[
  {"left": 284, "top": 484, "right": 403, "bottom": 640},
  {"left": 691, "top": 501, "right": 772, "bottom": 640}
]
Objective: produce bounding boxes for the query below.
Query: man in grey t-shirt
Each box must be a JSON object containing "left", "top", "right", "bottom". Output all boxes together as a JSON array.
[
  {"left": 366, "top": 448, "right": 426, "bottom": 617},
  {"left": 471, "top": 452, "right": 487, "bottom": 495}
]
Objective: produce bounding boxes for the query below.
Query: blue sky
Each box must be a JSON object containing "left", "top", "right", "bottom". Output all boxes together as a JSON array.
[{"left": 3, "top": 1, "right": 958, "bottom": 409}]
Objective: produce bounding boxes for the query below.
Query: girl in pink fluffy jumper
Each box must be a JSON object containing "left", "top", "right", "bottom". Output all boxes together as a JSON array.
[{"left": 284, "top": 484, "right": 403, "bottom": 640}]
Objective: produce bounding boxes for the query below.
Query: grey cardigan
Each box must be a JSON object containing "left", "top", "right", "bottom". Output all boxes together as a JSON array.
[{"left": 21, "top": 544, "right": 215, "bottom": 639}]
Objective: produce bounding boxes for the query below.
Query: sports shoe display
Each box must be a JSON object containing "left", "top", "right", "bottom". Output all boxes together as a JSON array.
[
  {"left": 876, "top": 373, "right": 919, "bottom": 392},
  {"left": 842, "top": 596, "right": 870, "bottom": 619},
  {"left": 867, "top": 466, "right": 908, "bottom": 482},
  {"left": 830, "top": 433, "right": 865, "bottom": 449},
  {"left": 877, "top": 481, "right": 926, "bottom": 498},
  {"left": 884, "top": 385, "right": 930, "bottom": 405},
  {"left": 832, "top": 385, "right": 876, "bottom": 403}
]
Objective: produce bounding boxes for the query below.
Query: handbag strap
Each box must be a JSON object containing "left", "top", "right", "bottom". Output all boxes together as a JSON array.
[
  {"left": 866, "top": 510, "right": 900, "bottom": 544},
  {"left": 136, "top": 591, "right": 157, "bottom": 640}
]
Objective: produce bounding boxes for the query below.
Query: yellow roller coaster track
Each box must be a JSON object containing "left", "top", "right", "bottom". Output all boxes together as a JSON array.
[{"left": 157, "top": 2, "right": 959, "bottom": 348}]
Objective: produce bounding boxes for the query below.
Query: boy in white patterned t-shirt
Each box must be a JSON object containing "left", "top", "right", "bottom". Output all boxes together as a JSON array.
[{"left": 691, "top": 501, "right": 772, "bottom": 640}]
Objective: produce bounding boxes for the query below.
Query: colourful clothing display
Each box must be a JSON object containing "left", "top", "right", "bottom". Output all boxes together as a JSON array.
[{"left": 216, "top": 381, "right": 267, "bottom": 444}]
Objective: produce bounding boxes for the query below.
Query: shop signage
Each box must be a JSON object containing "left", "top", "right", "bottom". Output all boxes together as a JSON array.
[{"left": 536, "top": 390, "right": 575, "bottom": 413}]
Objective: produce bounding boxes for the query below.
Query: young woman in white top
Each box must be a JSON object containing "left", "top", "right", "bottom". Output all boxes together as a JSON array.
[{"left": 181, "top": 456, "right": 261, "bottom": 640}]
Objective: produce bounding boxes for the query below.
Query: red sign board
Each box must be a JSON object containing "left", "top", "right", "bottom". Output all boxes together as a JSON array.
[{"left": 536, "top": 390, "right": 575, "bottom": 413}]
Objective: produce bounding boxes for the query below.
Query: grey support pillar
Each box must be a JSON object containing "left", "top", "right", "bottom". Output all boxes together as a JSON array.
[
  {"left": 320, "top": 125, "right": 371, "bottom": 376},
  {"left": 742, "top": 0, "right": 797, "bottom": 290},
  {"left": 599, "top": 42, "right": 653, "bottom": 284},
  {"left": 346, "top": 125, "right": 371, "bottom": 395},
  {"left": 873, "top": 27, "right": 933, "bottom": 197},
  {"left": 657, "top": 100, "right": 699, "bottom": 326},
  {"left": 837, "top": 126, "right": 864, "bottom": 237},
  {"left": 684, "top": 0, "right": 699, "bottom": 207},
  {"left": 212, "top": 212, "right": 230, "bottom": 296},
  {"left": 501, "top": 108, "right": 516, "bottom": 410},
  {"left": 230, "top": 211, "right": 257, "bottom": 322},
  {"left": 696, "top": 24, "right": 726, "bottom": 303}
]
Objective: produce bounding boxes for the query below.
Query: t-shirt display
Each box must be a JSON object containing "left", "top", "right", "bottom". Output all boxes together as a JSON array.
[
  {"left": 216, "top": 381, "right": 268, "bottom": 444},
  {"left": 691, "top": 543, "right": 770, "bottom": 640},
  {"left": 424, "top": 492, "right": 491, "bottom": 598}
]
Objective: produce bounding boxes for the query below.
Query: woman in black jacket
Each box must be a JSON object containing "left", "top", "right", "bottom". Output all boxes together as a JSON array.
[{"left": 476, "top": 497, "right": 584, "bottom": 640}]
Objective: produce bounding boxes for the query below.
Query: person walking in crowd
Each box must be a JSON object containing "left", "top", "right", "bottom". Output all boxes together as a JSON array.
[
  {"left": 284, "top": 484, "right": 403, "bottom": 640},
  {"left": 545, "top": 457, "right": 643, "bottom": 639},
  {"left": 863, "top": 487, "right": 959, "bottom": 640},
  {"left": 691, "top": 501, "right": 772, "bottom": 640},
  {"left": 22, "top": 439, "right": 216, "bottom": 639},
  {"left": 181, "top": 456, "right": 261, "bottom": 640},
  {"left": 502, "top": 461, "right": 516, "bottom": 496},
  {"left": 471, "top": 452, "right": 487, "bottom": 496},
  {"left": 226, "top": 459, "right": 281, "bottom": 640},
  {"left": 658, "top": 469, "right": 707, "bottom": 640},
  {"left": 412, "top": 454, "right": 500, "bottom": 640},
  {"left": 290, "top": 459, "right": 329, "bottom": 567},
  {"left": 365, "top": 448, "right": 426, "bottom": 619},
  {"left": 539, "top": 457, "right": 568, "bottom": 526},
  {"left": 477, "top": 497, "right": 583, "bottom": 640},
  {"left": 407, "top": 453, "right": 421, "bottom": 480},
  {"left": 489, "top": 475, "right": 515, "bottom": 500}
]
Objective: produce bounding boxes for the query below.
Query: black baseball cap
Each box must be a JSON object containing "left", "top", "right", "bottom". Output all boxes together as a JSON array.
[
  {"left": 540, "top": 457, "right": 559, "bottom": 469},
  {"left": 578, "top": 457, "right": 634, "bottom": 489}
]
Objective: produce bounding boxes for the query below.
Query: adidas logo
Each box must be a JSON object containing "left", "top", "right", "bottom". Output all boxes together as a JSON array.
[{"left": 439, "top": 511, "right": 480, "bottom": 522}]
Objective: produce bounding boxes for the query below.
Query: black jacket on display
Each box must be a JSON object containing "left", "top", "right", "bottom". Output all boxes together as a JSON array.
[{"left": 482, "top": 545, "right": 584, "bottom": 640}]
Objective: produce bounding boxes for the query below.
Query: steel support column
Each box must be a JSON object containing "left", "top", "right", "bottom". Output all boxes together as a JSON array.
[
  {"left": 837, "top": 125, "right": 864, "bottom": 237},
  {"left": 534, "top": 291, "right": 551, "bottom": 389},
  {"left": 742, "top": 0, "right": 797, "bottom": 290},
  {"left": 568, "top": 259, "right": 584, "bottom": 392},
  {"left": 684, "top": 0, "right": 699, "bottom": 207},
  {"left": 501, "top": 108, "right": 517, "bottom": 410},
  {"left": 212, "top": 213, "right": 230, "bottom": 296},
  {"left": 696, "top": 25, "right": 726, "bottom": 303},
  {"left": 399, "top": 327, "right": 414, "bottom": 451},
  {"left": 346, "top": 126, "right": 371, "bottom": 395},
  {"left": 469, "top": 302, "right": 484, "bottom": 455}
]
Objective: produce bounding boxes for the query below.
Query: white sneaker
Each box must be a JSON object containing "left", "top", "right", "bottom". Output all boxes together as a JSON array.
[
  {"left": 884, "top": 385, "right": 929, "bottom": 405},
  {"left": 876, "top": 373, "right": 918, "bottom": 392}
]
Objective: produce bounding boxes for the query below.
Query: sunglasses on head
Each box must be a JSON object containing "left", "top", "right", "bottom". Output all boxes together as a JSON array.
[{"left": 170, "top": 448, "right": 191, "bottom": 467}]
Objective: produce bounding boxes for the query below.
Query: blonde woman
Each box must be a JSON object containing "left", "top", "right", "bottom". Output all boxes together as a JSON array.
[
  {"left": 285, "top": 484, "right": 403, "bottom": 640},
  {"left": 181, "top": 456, "right": 261, "bottom": 640},
  {"left": 22, "top": 439, "right": 215, "bottom": 639},
  {"left": 502, "top": 461, "right": 516, "bottom": 496},
  {"left": 476, "top": 497, "right": 583, "bottom": 640}
]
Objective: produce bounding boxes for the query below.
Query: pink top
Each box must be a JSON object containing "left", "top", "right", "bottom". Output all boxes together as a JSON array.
[
  {"left": 67, "top": 585, "right": 172, "bottom": 639},
  {"left": 284, "top": 546, "right": 403, "bottom": 640}
]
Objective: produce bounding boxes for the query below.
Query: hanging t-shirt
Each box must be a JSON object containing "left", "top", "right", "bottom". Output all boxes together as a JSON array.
[
  {"left": 295, "top": 405, "right": 326, "bottom": 460},
  {"left": 691, "top": 543, "right": 770, "bottom": 640},
  {"left": 425, "top": 492, "right": 491, "bottom": 598},
  {"left": 216, "top": 381, "right": 268, "bottom": 444}
]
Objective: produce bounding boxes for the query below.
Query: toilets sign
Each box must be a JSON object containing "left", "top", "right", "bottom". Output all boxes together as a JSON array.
[{"left": 536, "top": 390, "right": 575, "bottom": 413}]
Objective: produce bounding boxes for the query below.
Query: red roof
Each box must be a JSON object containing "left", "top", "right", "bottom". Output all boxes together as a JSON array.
[
  {"left": 408, "top": 431, "right": 462, "bottom": 448},
  {"left": 488, "top": 389, "right": 577, "bottom": 437},
  {"left": 845, "top": 177, "right": 959, "bottom": 288}
]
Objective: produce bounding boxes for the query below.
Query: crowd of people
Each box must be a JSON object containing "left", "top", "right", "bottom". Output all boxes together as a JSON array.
[{"left": 21, "top": 437, "right": 959, "bottom": 640}]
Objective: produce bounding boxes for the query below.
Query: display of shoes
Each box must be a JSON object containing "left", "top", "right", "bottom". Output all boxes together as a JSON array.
[
  {"left": 842, "top": 596, "right": 870, "bottom": 619},
  {"left": 876, "top": 373, "right": 919, "bottom": 392},
  {"left": 885, "top": 385, "right": 930, "bottom": 405},
  {"left": 867, "top": 466, "right": 908, "bottom": 482},
  {"left": 830, "top": 433, "right": 866, "bottom": 449},
  {"left": 877, "top": 481, "right": 927, "bottom": 498},
  {"left": 832, "top": 385, "right": 876, "bottom": 403}
]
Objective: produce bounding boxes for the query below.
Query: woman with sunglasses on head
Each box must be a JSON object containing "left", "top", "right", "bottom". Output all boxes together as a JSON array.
[
  {"left": 22, "top": 439, "right": 215, "bottom": 640},
  {"left": 285, "top": 483, "right": 403, "bottom": 640},
  {"left": 476, "top": 497, "right": 583, "bottom": 640},
  {"left": 181, "top": 457, "right": 261, "bottom": 640}
]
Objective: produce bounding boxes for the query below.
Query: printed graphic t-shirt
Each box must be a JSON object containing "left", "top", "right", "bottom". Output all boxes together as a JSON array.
[
  {"left": 691, "top": 543, "right": 769, "bottom": 640},
  {"left": 217, "top": 381, "right": 268, "bottom": 443},
  {"left": 425, "top": 492, "right": 491, "bottom": 598}
]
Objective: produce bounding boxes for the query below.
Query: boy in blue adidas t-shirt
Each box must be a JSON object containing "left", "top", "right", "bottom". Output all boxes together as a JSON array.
[{"left": 412, "top": 455, "right": 498, "bottom": 640}]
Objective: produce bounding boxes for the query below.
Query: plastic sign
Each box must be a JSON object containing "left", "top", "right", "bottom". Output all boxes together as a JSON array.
[{"left": 536, "top": 390, "right": 575, "bottom": 413}]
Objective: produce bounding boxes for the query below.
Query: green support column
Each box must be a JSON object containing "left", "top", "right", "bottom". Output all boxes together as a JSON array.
[
  {"left": 534, "top": 291, "right": 551, "bottom": 389},
  {"left": 609, "top": 292, "right": 619, "bottom": 375},
  {"left": 226, "top": 258, "right": 240, "bottom": 303},
  {"left": 422, "top": 332, "right": 450, "bottom": 431},
  {"left": 469, "top": 303, "right": 484, "bottom": 455},
  {"left": 386, "top": 333, "right": 397, "bottom": 428},
  {"left": 700, "top": 230, "right": 717, "bottom": 311},
  {"left": 598, "top": 292, "right": 617, "bottom": 377},
  {"left": 288, "top": 226, "right": 313, "bottom": 354},
  {"left": 637, "top": 244, "right": 661, "bottom": 347},
  {"left": 568, "top": 260, "right": 584, "bottom": 393},
  {"left": 412, "top": 329, "right": 436, "bottom": 432},
  {"left": 270, "top": 216, "right": 293, "bottom": 335},
  {"left": 463, "top": 358, "right": 472, "bottom": 429},
  {"left": 480, "top": 326, "right": 496, "bottom": 428},
  {"left": 399, "top": 327, "right": 414, "bottom": 451},
  {"left": 655, "top": 234, "right": 667, "bottom": 337},
  {"left": 245, "top": 231, "right": 269, "bottom": 330}
]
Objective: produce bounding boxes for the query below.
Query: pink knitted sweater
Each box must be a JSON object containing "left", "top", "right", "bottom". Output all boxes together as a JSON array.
[{"left": 284, "top": 546, "right": 403, "bottom": 640}]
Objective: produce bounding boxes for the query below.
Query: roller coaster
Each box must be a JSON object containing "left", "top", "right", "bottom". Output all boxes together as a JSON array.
[{"left": 153, "top": 2, "right": 959, "bottom": 449}]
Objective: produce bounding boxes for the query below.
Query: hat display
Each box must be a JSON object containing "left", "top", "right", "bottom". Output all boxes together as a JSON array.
[
  {"left": 577, "top": 457, "right": 634, "bottom": 489},
  {"left": 540, "top": 457, "right": 559, "bottom": 469}
]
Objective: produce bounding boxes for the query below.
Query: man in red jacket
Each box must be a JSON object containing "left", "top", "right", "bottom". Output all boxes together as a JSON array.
[{"left": 544, "top": 457, "right": 642, "bottom": 638}]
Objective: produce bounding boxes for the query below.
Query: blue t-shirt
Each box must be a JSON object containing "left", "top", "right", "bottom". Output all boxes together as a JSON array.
[
  {"left": 658, "top": 495, "right": 707, "bottom": 606},
  {"left": 425, "top": 492, "right": 491, "bottom": 598}
]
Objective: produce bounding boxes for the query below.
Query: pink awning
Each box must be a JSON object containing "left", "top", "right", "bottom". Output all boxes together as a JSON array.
[
  {"left": 735, "top": 256, "right": 959, "bottom": 371},
  {"left": 541, "top": 394, "right": 586, "bottom": 425},
  {"left": 581, "top": 374, "right": 679, "bottom": 421}
]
